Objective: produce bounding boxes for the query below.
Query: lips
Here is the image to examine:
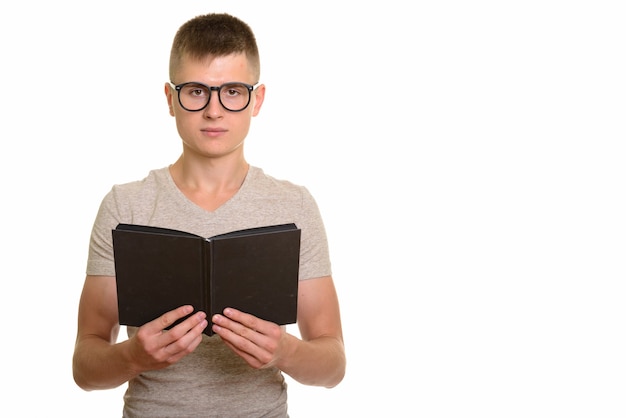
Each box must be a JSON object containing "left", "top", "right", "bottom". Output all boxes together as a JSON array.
[{"left": 201, "top": 128, "right": 227, "bottom": 137}]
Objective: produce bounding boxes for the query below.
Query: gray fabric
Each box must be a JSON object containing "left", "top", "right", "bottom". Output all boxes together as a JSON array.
[{"left": 86, "top": 165, "right": 331, "bottom": 417}]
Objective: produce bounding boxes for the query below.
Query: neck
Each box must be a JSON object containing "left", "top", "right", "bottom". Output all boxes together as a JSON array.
[{"left": 169, "top": 154, "right": 250, "bottom": 196}]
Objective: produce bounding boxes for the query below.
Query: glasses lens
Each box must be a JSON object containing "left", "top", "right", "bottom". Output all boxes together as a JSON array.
[
  {"left": 178, "top": 83, "right": 210, "bottom": 111},
  {"left": 219, "top": 83, "right": 251, "bottom": 111}
]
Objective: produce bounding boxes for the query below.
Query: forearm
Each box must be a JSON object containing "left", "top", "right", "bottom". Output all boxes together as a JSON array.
[
  {"left": 279, "top": 334, "right": 346, "bottom": 388},
  {"left": 73, "top": 336, "right": 139, "bottom": 391}
]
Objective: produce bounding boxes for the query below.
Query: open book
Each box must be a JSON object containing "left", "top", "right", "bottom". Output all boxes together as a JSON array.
[{"left": 112, "top": 223, "right": 301, "bottom": 336}]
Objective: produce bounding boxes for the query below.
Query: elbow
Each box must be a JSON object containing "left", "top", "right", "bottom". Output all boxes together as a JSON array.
[
  {"left": 72, "top": 357, "right": 94, "bottom": 391},
  {"left": 74, "top": 379, "right": 92, "bottom": 392},
  {"left": 324, "top": 337, "right": 347, "bottom": 388},
  {"left": 72, "top": 351, "right": 109, "bottom": 391},
  {"left": 72, "top": 366, "right": 116, "bottom": 392},
  {"left": 325, "top": 353, "right": 346, "bottom": 388},
  {"left": 73, "top": 371, "right": 91, "bottom": 391}
]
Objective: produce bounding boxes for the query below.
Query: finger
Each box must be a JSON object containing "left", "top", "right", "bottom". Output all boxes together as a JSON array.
[
  {"left": 220, "top": 308, "right": 267, "bottom": 334},
  {"left": 161, "top": 310, "right": 207, "bottom": 343},
  {"left": 156, "top": 305, "right": 195, "bottom": 333},
  {"left": 217, "top": 330, "right": 271, "bottom": 370},
  {"left": 212, "top": 314, "right": 267, "bottom": 352},
  {"left": 162, "top": 333, "right": 202, "bottom": 363},
  {"left": 161, "top": 316, "right": 208, "bottom": 359}
]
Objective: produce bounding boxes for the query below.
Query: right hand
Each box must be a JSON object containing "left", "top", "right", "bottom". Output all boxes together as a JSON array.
[{"left": 129, "top": 305, "right": 207, "bottom": 371}]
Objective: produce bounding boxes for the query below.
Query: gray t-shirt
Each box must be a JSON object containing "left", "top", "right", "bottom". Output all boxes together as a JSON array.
[{"left": 87, "top": 165, "right": 331, "bottom": 418}]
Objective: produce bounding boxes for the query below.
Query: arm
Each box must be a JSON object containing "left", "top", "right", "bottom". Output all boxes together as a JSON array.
[
  {"left": 72, "top": 275, "right": 208, "bottom": 390},
  {"left": 280, "top": 275, "right": 346, "bottom": 387},
  {"left": 212, "top": 275, "right": 346, "bottom": 388}
]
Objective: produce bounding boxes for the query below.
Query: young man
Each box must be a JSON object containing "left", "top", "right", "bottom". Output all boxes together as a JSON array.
[{"left": 72, "top": 13, "right": 345, "bottom": 417}]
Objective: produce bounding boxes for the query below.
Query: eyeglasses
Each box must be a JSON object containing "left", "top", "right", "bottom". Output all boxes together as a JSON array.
[{"left": 170, "top": 81, "right": 257, "bottom": 112}]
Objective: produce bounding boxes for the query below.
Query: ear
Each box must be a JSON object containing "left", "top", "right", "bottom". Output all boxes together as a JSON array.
[
  {"left": 164, "top": 82, "right": 175, "bottom": 116},
  {"left": 251, "top": 84, "right": 266, "bottom": 117}
]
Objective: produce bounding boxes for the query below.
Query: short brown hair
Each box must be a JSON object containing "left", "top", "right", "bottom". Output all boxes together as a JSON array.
[{"left": 169, "top": 13, "right": 260, "bottom": 82}]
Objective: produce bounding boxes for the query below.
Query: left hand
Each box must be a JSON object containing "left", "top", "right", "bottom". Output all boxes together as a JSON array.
[{"left": 212, "top": 308, "right": 289, "bottom": 369}]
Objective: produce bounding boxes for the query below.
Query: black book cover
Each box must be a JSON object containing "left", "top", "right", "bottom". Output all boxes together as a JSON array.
[{"left": 112, "top": 223, "right": 301, "bottom": 336}]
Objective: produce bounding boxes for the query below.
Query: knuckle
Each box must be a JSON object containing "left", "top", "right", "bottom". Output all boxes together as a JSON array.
[
  {"left": 159, "top": 314, "right": 173, "bottom": 330},
  {"left": 258, "top": 352, "right": 273, "bottom": 366},
  {"left": 135, "top": 327, "right": 152, "bottom": 344}
]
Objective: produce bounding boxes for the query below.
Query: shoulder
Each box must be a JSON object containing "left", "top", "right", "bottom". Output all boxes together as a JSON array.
[
  {"left": 244, "top": 166, "right": 323, "bottom": 226},
  {"left": 108, "top": 167, "right": 170, "bottom": 200},
  {"left": 99, "top": 167, "right": 173, "bottom": 218},
  {"left": 247, "top": 166, "right": 311, "bottom": 200}
]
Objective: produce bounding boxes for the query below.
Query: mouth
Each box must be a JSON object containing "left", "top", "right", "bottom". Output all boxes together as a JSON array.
[{"left": 201, "top": 128, "right": 227, "bottom": 137}]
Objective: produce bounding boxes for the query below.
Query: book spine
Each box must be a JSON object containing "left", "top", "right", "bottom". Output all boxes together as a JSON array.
[{"left": 203, "top": 238, "right": 214, "bottom": 336}]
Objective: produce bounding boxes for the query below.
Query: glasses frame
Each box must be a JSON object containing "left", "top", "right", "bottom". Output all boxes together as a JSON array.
[{"left": 170, "top": 81, "right": 257, "bottom": 112}]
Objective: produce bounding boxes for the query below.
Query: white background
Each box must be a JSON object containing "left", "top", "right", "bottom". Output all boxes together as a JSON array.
[{"left": 1, "top": 1, "right": 625, "bottom": 416}]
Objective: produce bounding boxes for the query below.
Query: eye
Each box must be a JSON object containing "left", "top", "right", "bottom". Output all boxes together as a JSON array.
[
  {"left": 190, "top": 88, "right": 204, "bottom": 97},
  {"left": 222, "top": 83, "right": 248, "bottom": 97},
  {"left": 223, "top": 88, "right": 241, "bottom": 97},
  {"left": 181, "top": 83, "right": 209, "bottom": 98}
]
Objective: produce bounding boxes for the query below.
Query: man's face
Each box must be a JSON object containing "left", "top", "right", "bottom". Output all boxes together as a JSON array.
[{"left": 166, "top": 53, "right": 264, "bottom": 159}]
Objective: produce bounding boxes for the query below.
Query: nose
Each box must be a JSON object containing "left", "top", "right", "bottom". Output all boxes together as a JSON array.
[{"left": 203, "top": 90, "right": 223, "bottom": 119}]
